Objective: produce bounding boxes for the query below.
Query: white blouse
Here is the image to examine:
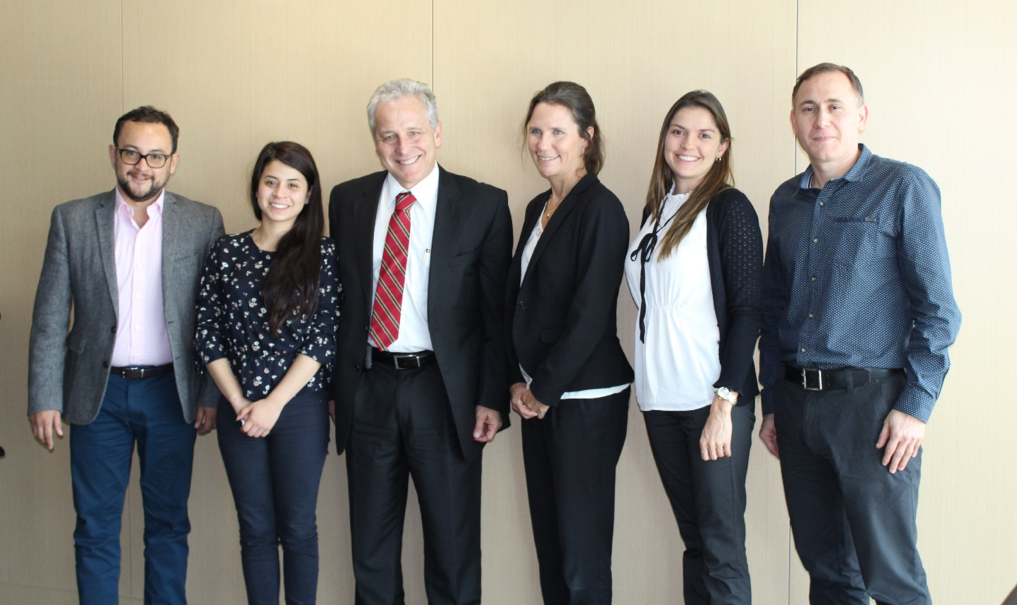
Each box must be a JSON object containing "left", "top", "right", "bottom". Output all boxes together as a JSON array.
[
  {"left": 518, "top": 204, "right": 629, "bottom": 401},
  {"left": 624, "top": 192, "right": 720, "bottom": 411}
]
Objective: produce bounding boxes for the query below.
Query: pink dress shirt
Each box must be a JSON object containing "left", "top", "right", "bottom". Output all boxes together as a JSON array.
[{"left": 109, "top": 188, "right": 173, "bottom": 367}]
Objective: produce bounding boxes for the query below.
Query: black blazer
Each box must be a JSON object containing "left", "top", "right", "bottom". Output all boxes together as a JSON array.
[
  {"left": 328, "top": 167, "right": 513, "bottom": 461},
  {"left": 639, "top": 187, "right": 763, "bottom": 401},
  {"left": 506, "top": 173, "right": 633, "bottom": 406}
]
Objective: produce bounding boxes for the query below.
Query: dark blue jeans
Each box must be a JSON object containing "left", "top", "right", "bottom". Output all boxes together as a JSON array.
[
  {"left": 70, "top": 372, "right": 196, "bottom": 605},
  {"left": 217, "top": 389, "right": 329, "bottom": 605}
]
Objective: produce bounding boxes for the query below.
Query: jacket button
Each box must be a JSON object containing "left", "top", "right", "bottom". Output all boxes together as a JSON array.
[
  {"left": 517, "top": 301, "right": 525, "bottom": 309},
  {"left": 102, "top": 360, "right": 110, "bottom": 368},
  {"left": 111, "top": 326, "right": 117, "bottom": 333},
  {"left": 353, "top": 364, "right": 361, "bottom": 371}
]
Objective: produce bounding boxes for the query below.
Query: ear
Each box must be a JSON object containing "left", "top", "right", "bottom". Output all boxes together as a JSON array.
[
  {"left": 718, "top": 138, "right": 731, "bottom": 158},
  {"left": 857, "top": 104, "right": 869, "bottom": 133},
  {"left": 789, "top": 108, "right": 797, "bottom": 134},
  {"left": 168, "top": 153, "right": 180, "bottom": 175},
  {"left": 109, "top": 144, "right": 117, "bottom": 168},
  {"left": 585, "top": 126, "right": 595, "bottom": 145},
  {"left": 433, "top": 121, "right": 443, "bottom": 148}
]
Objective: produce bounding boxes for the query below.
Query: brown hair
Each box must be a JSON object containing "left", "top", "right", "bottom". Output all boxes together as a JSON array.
[
  {"left": 644, "top": 90, "right": 733, "bottom": 259},
  {"left": 522, "top": 81, "right": 604, "bottom": 175},
  {"left": 792, "top": 62, "right": 865, "bottom": 106}
]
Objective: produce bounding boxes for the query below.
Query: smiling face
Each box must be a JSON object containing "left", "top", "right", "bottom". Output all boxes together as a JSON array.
[
  {"left": 791, "top": 70, "right": 868, "bottom": 177},
  {"left": 663, "top": 106, "right": 729, "bottom": 194},
  {"left": 109, "top": 120, "right": 179, "bottom": 204},
  {"left": 373, "top": 94, "right": 442, "bottom": 190},
  {"left": 256, "top": 160, "right": 309, "bottom": 229},
  {"left": 526, "top": 102, "right": 591, "bottom": 186}
]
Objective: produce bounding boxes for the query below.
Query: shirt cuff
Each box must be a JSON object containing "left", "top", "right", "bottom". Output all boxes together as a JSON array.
[{"left": 893, "top": 383, "right": 935, "bottom": 423}]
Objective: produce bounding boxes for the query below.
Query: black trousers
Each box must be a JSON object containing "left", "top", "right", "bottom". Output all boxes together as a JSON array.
[
  {"left": 346, "top": 361, "right": 482, "bottom": 605},
  {"left": 521, "top": 389, "right": 629, "bottom": 605},
  {"left": 643, "top": 403, "right": 754, "bottom": 605},
  {"left": 774, "top": 372, "right": 930, "bottom": 605}
]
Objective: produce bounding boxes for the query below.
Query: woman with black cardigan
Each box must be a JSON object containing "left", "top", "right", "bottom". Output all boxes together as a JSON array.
[{"left": 625, "top": 90, "right": 762, "bottom": 605}]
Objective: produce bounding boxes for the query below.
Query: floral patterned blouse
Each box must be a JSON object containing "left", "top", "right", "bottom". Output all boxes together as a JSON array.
[{"left": 194, "top": 231, "right": 340, "bottom": 399}]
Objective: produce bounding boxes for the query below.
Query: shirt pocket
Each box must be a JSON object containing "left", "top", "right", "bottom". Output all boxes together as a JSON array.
[{"left": 831, "top": 218, "right": 894, "bottom": 271}]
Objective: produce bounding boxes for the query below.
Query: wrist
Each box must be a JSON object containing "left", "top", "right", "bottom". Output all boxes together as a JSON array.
[{"left": 715, "top": 387, "right": 738, "bottom": 406}]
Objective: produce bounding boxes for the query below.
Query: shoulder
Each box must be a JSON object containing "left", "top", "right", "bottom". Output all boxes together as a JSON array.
[
  {"left": 770, "top": 175, "right": 802, "bottom": 206},
  {"left": 320, "top": 236, "right": 337, "bottom": 256},
  {"left": 578, "top": 176, "right": 627, "bottom": 221},
  {"left": 52, "top": 191, "right": 112, "bottom": 217},
  {"left": 710, "top": 188, "right": 758, "bottom": 219},
  {"left": 166, "top": 191, "right": 222, "bottom": 219},
  {"left": 331, "top": 171, "right": 387, "bottom": 200},
  {"left": 863, "top": 153, "right": 938, "bottom": 192},
  {"left": 441, "top": 168, "right": 507, "bottom": 205}
]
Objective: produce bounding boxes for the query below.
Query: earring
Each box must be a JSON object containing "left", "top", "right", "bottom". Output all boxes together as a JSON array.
[{"left": 715, "top": 156, "right": 722, "bottom": 162}]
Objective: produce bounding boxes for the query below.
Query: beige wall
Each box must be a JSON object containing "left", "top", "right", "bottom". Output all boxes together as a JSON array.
[{"left": 1, "top": 0, "right": 1013, "bottom": 603}]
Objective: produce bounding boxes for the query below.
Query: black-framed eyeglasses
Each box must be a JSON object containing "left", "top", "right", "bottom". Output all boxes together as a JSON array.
[{"left": 116, "top": 148, "right": 171, "bottom": 168}]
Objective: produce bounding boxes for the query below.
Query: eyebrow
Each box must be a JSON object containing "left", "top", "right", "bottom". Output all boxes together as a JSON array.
[
  {"left": 121, "top": 144, "right": 169, "bottom": 153},
  {"left": 670, "top": 121, "right": 716, "bottom": 133}
]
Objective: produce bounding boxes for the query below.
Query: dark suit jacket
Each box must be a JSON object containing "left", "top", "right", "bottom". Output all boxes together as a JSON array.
[
  {"left": 506, "top": 173, "right": 633, "bottom": 406},
  {"left": 28, "top": 190, "right": 225, "bottom": 424},
  {"left": 328, "top": 166, "right": 513, "bottom": 461}
]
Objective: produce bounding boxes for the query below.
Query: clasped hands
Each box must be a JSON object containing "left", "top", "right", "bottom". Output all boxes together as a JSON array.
[{"left": 510, "top": 382, "right": 550, "bottom": 420}]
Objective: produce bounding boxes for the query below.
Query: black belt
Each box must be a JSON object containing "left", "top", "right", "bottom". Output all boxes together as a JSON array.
[
  {"left": 784, "top": 366, "right": 902, "bottom": 391},
  {"left": 109, "top": 363, "right": 175, "bottom": 380},
  {"left": 371, "top": 348, "right": 435, "bottom": 370}
]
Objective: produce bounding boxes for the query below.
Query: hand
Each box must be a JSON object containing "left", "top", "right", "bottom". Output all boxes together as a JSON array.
[
  {"left": 700, "top": 395, "right": 734, "bottom": 461},
  {"left": 237, "top": 398, "right": 285, "bottom": 438},
  {"left": 758, "top": 413, "right": 779, "bottom": 459},
  {"left": 194, "top": 406, "right": 217, "bottom": 434},
  {"left": 328, "top": 400, "right": 336, "bottom": 424},
  {"left": 29, "top": 410, "right": 63, "bottom": 450},
  {"left": 519, "top": 388, "right": 550, "bottom": 420},
  {"left": 510, "top": 382, "right": 538, "bottom": 419},
  {"left": 473, "top": 405, "right": 502, "bottom": 443},
  {"left": 876, "top": 409, "right": 925, "bottom": 474}
]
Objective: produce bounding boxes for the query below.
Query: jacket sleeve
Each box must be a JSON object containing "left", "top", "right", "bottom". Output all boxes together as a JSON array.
[{"left": 28, "top": 206, "right": 73, "bottom": 415}]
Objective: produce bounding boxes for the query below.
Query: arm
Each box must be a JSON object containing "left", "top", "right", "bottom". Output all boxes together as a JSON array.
[
  {"left": 28, "top": 206, "right": 73, "bottom": 449},
  {"left": 757, "top": 195, "right": 789, "bottom": 458},
  {"left": 527, "top": 189, "right": 630, "bottom": 407},
  {"left": 473, "top": 193, "right": 513, "bottom": 442},
  {"left": 876, "top": 169, "right": 961, "bottom": 472},
  {"left": 194, "top": 209, "right": 227, "bottom": 432}
]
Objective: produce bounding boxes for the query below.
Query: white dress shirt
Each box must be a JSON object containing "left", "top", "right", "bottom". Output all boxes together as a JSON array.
[
  {"left": 624, "top": 191, "right": 720, "bottom": 411},
  {"left": 369, "top": 164, "right": 440, "bottom": 352}
]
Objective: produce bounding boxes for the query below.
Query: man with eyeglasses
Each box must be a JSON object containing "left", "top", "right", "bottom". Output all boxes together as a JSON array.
[{"left": 28, "top": 105, "right": 224, "bottom": 604}]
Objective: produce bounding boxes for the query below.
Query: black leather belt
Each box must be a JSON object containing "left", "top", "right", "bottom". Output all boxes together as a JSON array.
[
  {"left": 371, "top": 348, "right": 436, "bottom": 370},
  {"left": 109, "top": 363, "right": 175, "bottom": 379},
  {"left": 784, "top": 366, "right": 902, "bottom": 391}
]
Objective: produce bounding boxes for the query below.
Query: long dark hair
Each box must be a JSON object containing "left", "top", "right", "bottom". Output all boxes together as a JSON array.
[
  {"left": 250, "top": 141, "right": 324, "bottom": 333},
  {"left": 644, "top": 90, "right": 733, "bottom": 259},
  {"left": 522, "top": 81, "right": 604, "bottom": 175}
]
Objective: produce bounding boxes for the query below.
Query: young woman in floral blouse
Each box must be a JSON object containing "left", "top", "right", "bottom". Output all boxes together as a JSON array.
[{"left": 195, "top": 141, "right": 339, "bottom": 604}]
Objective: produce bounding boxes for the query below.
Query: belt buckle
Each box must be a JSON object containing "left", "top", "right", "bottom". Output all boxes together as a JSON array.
[
  {"left": 392, "top": 354, "right": 418, "bottom": 371},
  {"left": 801, "top": 369, "right": 823, "bottom": 391}
]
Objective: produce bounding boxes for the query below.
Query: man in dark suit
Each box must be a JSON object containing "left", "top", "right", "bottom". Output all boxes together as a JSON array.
[
  {"left": 28, "top": 106, "right": 224, "bottom": 605},
  {"left": 328, "top": 79, "right": 512, "bottom": 605}
]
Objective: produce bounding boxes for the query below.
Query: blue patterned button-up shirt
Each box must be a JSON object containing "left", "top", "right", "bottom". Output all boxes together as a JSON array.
[{"left": 759, "top": 145, "right": 961, "bottom": 422}]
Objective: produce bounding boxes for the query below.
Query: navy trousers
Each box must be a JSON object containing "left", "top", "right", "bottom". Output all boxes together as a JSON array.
[
  {"left": 774, "top": 372, "right": 930, "bottom": 605},
  {"left": 643, "top": 402, "right": 754, "bottom": 605},
  {"left": 521, "top": 389, "right": 629, "bottom": 605},
  {"left": 70, "top": 372, "right": 196, "bottom": 605},
  {"left": 217, "top": 389, "right": 329, "bottom": 605}
]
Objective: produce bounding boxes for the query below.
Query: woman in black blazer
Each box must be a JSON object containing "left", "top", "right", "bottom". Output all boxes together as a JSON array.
[
  {"left": 625, "top": 90, "right": 762, "bottom": 604},
  {"left": 507, "top": 81, "right": 633, "bottom": 605}
]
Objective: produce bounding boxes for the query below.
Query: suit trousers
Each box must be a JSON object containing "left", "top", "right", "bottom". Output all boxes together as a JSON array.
[
  {"left": 521, "top": 389, "right": 630, "bottom": 605},
  {"left": 774, "top": 372, "right": 930, "bottom": 605},
  {"left": 217, "top": 389, "right": 329, "bottom": 605},
  {"left": 643, "top": 402, "right": 754, "bottom": 605},
  {"left": 70, "top": 372, "right": 196, "bottom": 605},
  {"left": 345, "top": 360, "right": 482, "bottom": 605}
]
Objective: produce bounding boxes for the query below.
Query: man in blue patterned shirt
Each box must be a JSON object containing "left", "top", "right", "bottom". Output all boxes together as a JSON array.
[{"left": 758, "top": 63, "right": 961, "bottom": 604}]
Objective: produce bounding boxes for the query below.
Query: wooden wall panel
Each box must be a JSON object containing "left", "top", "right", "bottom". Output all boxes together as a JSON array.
[
  {"left": 0, "top": 0, "right": 123, "bottom": 600},
  {"left": 434, "top": 1, "right": 796, "bottom": 603},
  {"left": 798, "top": 2, "right": 1017, "bottom": 603}
]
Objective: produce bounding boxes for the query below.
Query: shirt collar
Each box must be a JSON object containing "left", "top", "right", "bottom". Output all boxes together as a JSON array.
[
  {"left": 382, "top": 162, "right": 440, "bottom": 212},
  {"left": 114, "top": 186, "right": 166, "bottom": 217},
  {"left": 799, "top": 144, "right": 873, "bottom": 189}
]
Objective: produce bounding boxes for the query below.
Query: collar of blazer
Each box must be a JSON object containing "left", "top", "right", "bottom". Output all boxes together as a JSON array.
[
  {"left": 517, "top": 172, "right": 599, "bottom": 291},
  {"left": 351, "top": 165, "right": 467, "bottom": 315}
]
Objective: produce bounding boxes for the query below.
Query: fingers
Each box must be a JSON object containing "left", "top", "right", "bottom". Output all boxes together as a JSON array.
[
  {"left": 328, "top": 400, "right": 336, "bottom": 424},
  {"left": 875, "top": 421, "right": 890, "bottom": 449},
  {"left": 535, "top": 404, "right": 549, "bottom": 420},
  {"left": 29, "top": 412, "right": 62, "bottom": 450},
  {"left": 758, "top": 417, "right": 779, "bottom": 459}
]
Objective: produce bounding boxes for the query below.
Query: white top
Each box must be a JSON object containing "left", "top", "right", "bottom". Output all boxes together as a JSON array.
[
  {"left": 624, "top": 191, "right": 720, "bottom": 411},
  {"left": 370, "top": 164, "right": 440, "bottom": 352},
  {"left": 519, "top": 204, "right": 629, "bottom": 401}
]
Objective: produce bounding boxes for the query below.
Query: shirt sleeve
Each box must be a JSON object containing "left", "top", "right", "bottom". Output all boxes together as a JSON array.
[
  {"left": 759, "top": 194, "right": 789, "bottom": 415},
  {"left": 893, "top": 167, "right": 962, "bottom": 422},
  {"left": 193, "top": 238, "right": 229, "bottom": 369},
  {"left": 297, "top": 240, "right": 341, "bottom": 366}
]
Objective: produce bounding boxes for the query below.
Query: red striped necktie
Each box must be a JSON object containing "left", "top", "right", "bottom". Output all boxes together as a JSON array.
[{"left": 370, "top": 191, "right": 416, "bottom": 350}]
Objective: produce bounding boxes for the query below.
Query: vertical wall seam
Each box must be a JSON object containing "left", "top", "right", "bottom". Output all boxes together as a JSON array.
[
  {"left": 431, "top": 0, "right": 435, "bottom": 88},
  {"left": 120, "top": 0, "right": 125, "bottom": 114},
  {"left": 789, "top": 3, "right": 799, "bottom": 603}
]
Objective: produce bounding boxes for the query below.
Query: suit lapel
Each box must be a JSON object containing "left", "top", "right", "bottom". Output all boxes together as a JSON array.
[
  {"left": 354, "top": 175, "right": 385, "bottom": 313},
  {"left": 520, "top": 174, "right": 596, "bottom": 291},
  {"left": 95, "top": 191, "right": 118, "bottom": 316},
  {"left": 161, "top": 191, "right": 183, "bottom": 301},
  {"left": 428, "top": 167, "right": 464, "bottom": 301}
]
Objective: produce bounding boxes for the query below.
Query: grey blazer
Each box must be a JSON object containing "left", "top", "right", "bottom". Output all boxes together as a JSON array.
[{"left": 28, "top": 190, "right": 225, "bottom": 425}]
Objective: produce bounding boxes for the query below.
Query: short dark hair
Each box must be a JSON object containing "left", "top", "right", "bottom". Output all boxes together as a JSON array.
[
  {"left": 113, "top": 106, "right": 180, "bottom": 153},
  {"left": 792, "top": 62, "right": 865, "bottom": 107},
  {"left": 523, "top": 81, "right": 604, "bottom": 175}
]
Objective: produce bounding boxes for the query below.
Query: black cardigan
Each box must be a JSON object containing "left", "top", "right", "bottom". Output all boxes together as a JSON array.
[{"left": 641, "top": 187, "right": 763, "bottom": 401}]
